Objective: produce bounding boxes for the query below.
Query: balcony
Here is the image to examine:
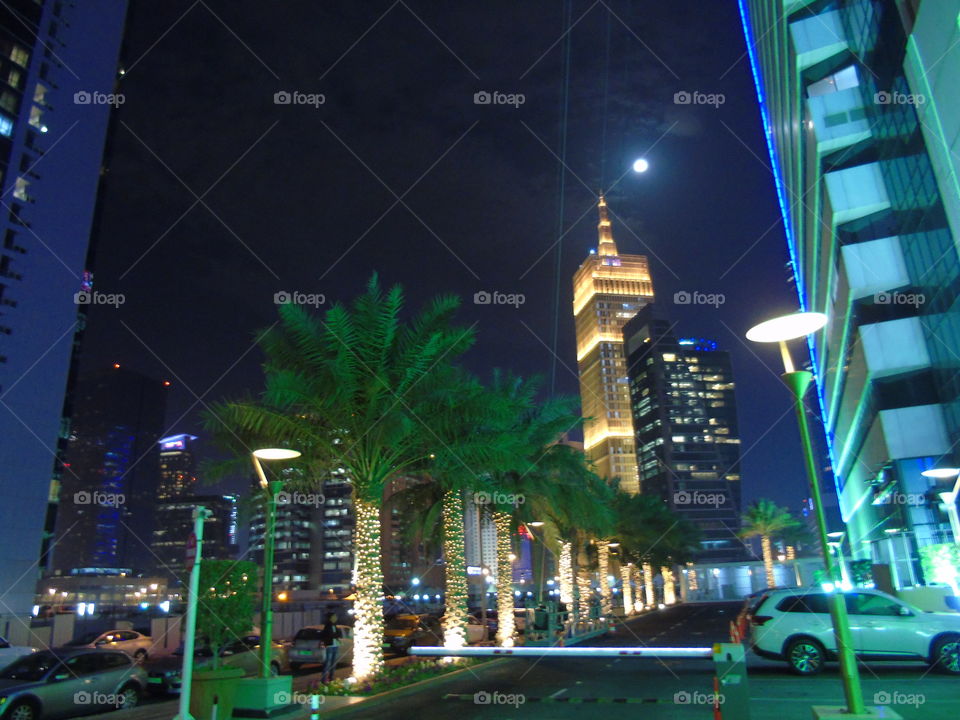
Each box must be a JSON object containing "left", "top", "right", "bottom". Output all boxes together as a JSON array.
[
  {"left": 807, "top": 85, "right": 872, "bottom": 153},
  {"left": 824, "top": 162, "right": 891, "bottom": 225},
  {"left": 789, "top": 10, "right": 848, "bottom": 69},
  {"left": 859, "top": 317, "right": 930, "bottom": 379},
  {"left": 841, "top": 236, "right": 910, "bottom": 299}
]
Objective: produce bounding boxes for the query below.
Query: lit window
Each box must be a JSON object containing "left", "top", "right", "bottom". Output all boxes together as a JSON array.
[
  {"left": 10, "top": 45, "right": 29, "bottom": 67},
  {"left": 28, "top": 105, "right": 43, "bottom": 129},
  {"left": 0, "top": 115, "right": 12, "bottom": 137},
  {"left": 13, "top": 177, "right": 29, "bottom": 201}
]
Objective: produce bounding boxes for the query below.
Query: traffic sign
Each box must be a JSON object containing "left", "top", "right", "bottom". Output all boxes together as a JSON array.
[{"left": 185, "top": 532, "right": 197, "bottom": 571}]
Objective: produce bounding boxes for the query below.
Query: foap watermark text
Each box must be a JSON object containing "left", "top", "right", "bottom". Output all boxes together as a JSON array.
[
  {"left": 474, "top": 91, "right": 525, "bottom": 108},
  {"left": 275, "top": 291, "right": 325, "bottom": 307},
  {"left": 474, "top": 290, "right": 525, "bottom": 308}
]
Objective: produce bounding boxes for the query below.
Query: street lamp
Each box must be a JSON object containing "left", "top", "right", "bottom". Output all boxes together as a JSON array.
[
  {"left": 923, "top": 467, "right": 960, "bottom": 543},
  {"left": 747, "top": 311, "right": 866, "bottom": 715},
  {"left": 251, "top": 447, "right": 301, "bottom": 679}
]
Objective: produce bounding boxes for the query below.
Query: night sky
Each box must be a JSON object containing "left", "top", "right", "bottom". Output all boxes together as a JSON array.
[{"left": 78, "top": 1, "right": 820, "bottom": 511}]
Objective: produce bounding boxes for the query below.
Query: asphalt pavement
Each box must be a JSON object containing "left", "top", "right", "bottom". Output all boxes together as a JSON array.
[
  {"left": 323, "top": 602, "right": 960, "bottom": 720},
  {"left": 110, "top": 603, "right": 960, "bottom": 720}
]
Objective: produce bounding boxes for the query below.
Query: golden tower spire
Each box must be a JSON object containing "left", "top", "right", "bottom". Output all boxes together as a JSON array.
[{"left": 597, "top": 193, "right": 618, "bottom": 256}]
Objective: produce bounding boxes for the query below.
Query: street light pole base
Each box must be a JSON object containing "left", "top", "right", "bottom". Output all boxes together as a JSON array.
[{"left": 811, "top": 706, "right": 903, "bottom": 720}]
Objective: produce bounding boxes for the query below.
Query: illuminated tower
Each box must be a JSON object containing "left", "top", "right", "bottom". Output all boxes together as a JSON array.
[{"left": 573, "top": 195, "right": 654, "bottom": 493}]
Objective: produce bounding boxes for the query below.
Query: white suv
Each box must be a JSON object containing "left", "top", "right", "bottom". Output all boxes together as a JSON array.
[{"left": 748, "top": 587, "right": 960, "bottom": 675}]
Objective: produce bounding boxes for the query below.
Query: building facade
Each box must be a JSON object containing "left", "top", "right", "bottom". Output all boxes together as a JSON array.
[
  {"left": 740, "top": 0, "right": 960, "bottom": 584},
  {"left": 52, "top": 366, "right": 165, "bottom": 576},
  {"left": 155, "top": 434, "right": 198, "bottom": 501},
  {"left": 0, "top": 0, "right": 128, "bottom": 615},
  {"left": 572, "top": 195, "right": 655, "bottom": 492},
  {"left": 624, "top": 305, "right": 744, "bottom": 561},
  {"left": 152, "top": 494, "right": 237, "bottom": 585}
]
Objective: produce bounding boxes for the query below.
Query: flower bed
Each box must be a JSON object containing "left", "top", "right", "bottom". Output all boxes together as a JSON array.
[{"left": 309, "top": 658, "right": 483, "bottom": 697}]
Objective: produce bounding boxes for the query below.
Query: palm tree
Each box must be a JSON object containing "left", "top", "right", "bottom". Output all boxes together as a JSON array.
[
  {"left": 612, "top": 490, "right": 700, "bottom": 606},
  {"left": 203, "top": 275, "right": 475, "bottom": 680},
  {"left": 740, "top": 499, "right": 803, "bottom": 588}
]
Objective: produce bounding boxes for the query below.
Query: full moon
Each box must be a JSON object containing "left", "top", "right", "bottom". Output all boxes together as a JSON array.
[{"left": 632, "top": 158, "right": 649, "bottom": 173}]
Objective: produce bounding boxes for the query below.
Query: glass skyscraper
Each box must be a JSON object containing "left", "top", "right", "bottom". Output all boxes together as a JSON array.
[
  {"left": 0, "top": 1, "right": 128, "bottom": 615},
  {"left": 624, "top": 305, "right": 744, "bottom": 561},
  {"left": 740, "top": 0, "right": 960, "bottom": 585}
]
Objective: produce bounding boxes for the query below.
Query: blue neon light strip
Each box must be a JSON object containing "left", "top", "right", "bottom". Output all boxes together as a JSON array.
[{"left": 736, "top": 0, "right": 846, "bottom": 518}]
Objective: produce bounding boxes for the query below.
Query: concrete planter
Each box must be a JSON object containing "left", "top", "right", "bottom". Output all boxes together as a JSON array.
[{"left": 189, "top": 666, "right": 246, "bottom": 720}]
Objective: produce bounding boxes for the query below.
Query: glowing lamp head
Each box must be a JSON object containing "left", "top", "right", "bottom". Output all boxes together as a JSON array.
[
  {"left": 252, "top": 448, "right": 301, "bottom": 460},
  {"left": 746, "top": 312, "right": 827, "bottom": 343},
  {"left": 527, "top": 521, "right": 544, "bottom": 528},
  {"left": 922, "top": 467, "right": 960, "bottom": 479},
  {"left": 632, "top": 158, "right": 649, "bottom": 173}
]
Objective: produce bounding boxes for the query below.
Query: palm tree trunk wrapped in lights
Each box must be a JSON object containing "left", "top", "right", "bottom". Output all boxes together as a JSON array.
[
  {"left": 493, "top": 510, "right": 515, "bottom": 646},
  {"left": 442, "top": 490, "right": 469, "bottom": 649},
  {"left": 576, "top": 543, "right": 593, "bottom": 616},
  {"left": 761, "top": 535, "right": 775, "bottom": 588},
  {"left": 632, "top": 564, "right": 644, "bottom": 612},
  {"left": 740, "top": 499, "right": 803, "bottom": 589},
  {"left": 686, "top": 563, "right": 698, "bottom": 592},
  {"left": 352, "top": 496, "right": 385, "bottom": 679},
  {"left": 621, "top": 563, "right": 633, "bottom": 615},
  {"left": 643, "top": 562, "right": 655, "bottom": 606},
  {"left": 559, "top": 541, "right": 573, "bottom": 605},
  {"left": 661, "top": 566, "right": 676, "bottom": 605},
  {"left": 597, "top": 543, "right": 612, "bottom": 614}
]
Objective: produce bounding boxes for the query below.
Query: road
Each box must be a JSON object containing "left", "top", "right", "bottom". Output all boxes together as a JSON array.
[{"left": 325, "top": 602, "right": 959, "bottom": 720}]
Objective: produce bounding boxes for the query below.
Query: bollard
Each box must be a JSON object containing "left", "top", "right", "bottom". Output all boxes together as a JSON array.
[{"left": 712, "top": 643, "right": 750, "bottom": 720}]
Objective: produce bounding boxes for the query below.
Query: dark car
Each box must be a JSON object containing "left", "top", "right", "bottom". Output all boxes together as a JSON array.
[
  {"left": 382, "top": 615, "right": 442, "bottom": 655},
  {"left": 0, "top": 649, "right": 145, "bottom": 720},
  {"left": 145, "top": 635, "right": 288, "bottom": 695}
]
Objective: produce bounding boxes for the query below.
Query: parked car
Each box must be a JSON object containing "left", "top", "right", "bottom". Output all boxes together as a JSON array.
[
  {"left": 736, "top": 589, "right": 776, "bottom": 640},
  {"left": 433, "top": 614, "right": 488, "bottom": 645},
  {"left": 383, "top": 615, "right": 442, "bottom": 655},
  {"left": 288, "top": 625, "right": 354, "bottom": 671},
  {"left": 0, "top": 649, "right": 145, "bottom": 720},
  {"left": 748, "top": 587, "right": 960, "bottom": 675},
  {"left": 61, "top": 631, "right": 151, "bottom": 663},
  {"left": 0, "top": 639, "right": 36, "bottom": 672},
  {"left": 465, "top": 615, "right": 488, "bottom": 644},
  {"left": 145, "top": 635, "right": 288, "bottom": 695}
]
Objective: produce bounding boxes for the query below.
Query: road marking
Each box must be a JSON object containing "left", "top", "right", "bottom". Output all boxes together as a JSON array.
[
  {"left": 549, "top": 688, "right": 567, "bottom": 698},
  {"left": 444, "top": 694, "right": 668, "bottom": 704}
]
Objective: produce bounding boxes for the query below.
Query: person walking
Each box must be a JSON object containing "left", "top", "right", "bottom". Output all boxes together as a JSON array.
[{"left": 319, "top": 612, "right": 342, "bottom": 683}]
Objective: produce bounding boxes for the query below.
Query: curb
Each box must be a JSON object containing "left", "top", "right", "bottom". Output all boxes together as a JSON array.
[{"left": 310, "top": 657, "right": 511, "bottom": 718}]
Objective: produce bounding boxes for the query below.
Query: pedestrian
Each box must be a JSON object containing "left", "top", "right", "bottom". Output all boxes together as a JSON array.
[{"left": 319, "top": 612, "right": 342, "bottom": 683}]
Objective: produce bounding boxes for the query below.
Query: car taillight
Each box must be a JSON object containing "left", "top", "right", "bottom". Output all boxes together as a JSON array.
[{"left": 751, "top": 615, "right": 774, "bottom": 627}]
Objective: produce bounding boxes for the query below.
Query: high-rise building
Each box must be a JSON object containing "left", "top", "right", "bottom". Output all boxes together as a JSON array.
[
  {"left": 0, "top": 0, "right": 128, "bottom": 615},
  {"left": 623, "top": 305, "right": 744, "bottom": 561},
  {"left": 156, "top": 434, "right": 199, "bottom": 501},
  {"left": 52, "top": 366, "right": 165, "bottom": 575},
  {"left": 739, "top": 0, "right": 960, "bottom": 583},
  {"left": 153, "top": 494, "right": 237, "bottom": 585},
  {"left": 572, "top": 195, "right": 655, "bottom": 492},
  {"left": 318, "top": 472, "right": 355, "bottom": 592}
]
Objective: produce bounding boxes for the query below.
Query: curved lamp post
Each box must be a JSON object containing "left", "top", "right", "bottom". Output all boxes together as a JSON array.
[
  {"left": 923, "top": 467, "right": 960, "bottom": 543},
  {"left": 747, "top": 312, "right": 865, "bottom": 715},
  {"left": 251, "top": 447, "right": 301, "bottom": 679}
]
